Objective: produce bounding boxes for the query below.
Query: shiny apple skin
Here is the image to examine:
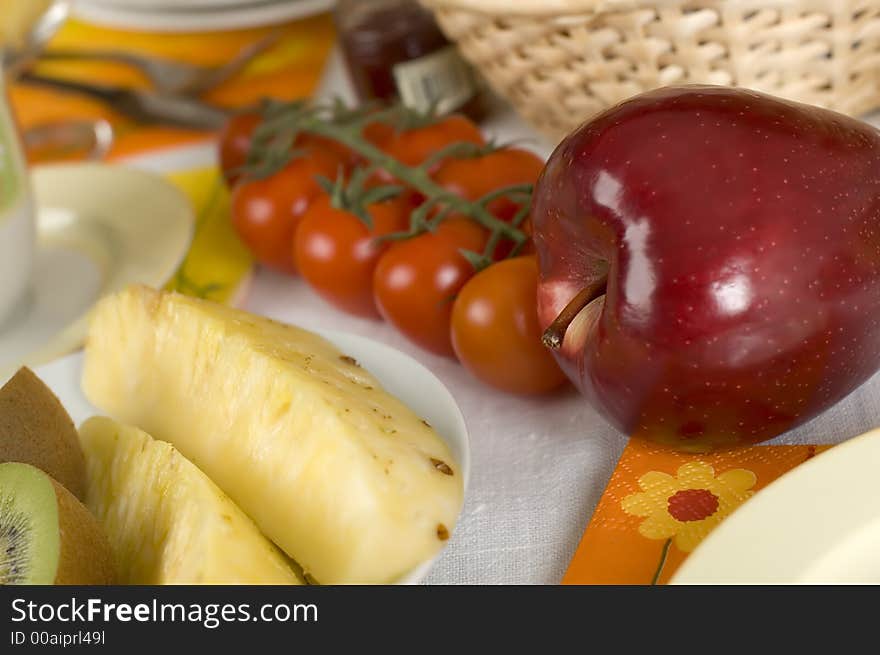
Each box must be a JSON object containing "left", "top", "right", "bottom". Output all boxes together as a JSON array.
[{"left": 533, "top": 86, "right": 880, "bottom": 451}]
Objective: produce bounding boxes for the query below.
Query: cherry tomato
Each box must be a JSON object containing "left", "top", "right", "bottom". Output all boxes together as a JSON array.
[
  {"left": 433, "top": 147, "right": 544, "bottom": 221},
  {"left": 373, "top": 218, "right": 487, "bottom": 356},
  {"left": 432, "top": 148, "right": 541, "bottom": 258},
  {"left": 299, "top": 134, "right": 357, "bottom": 169},
  {"left": 219, "top": 111, "right": 355, "bottom": 185},
  {"left": 219, "top": 111, "right": 262, "bottom": 186},
  {"left": 231, "top": 148, "right": 343, "bottom": 274},
  {"left": 304, "top": 119, "right": 394, "bottom": 172},
  {"left": 294, "top": 194, "right": 410, "bottom": 318},
  {"left": 380, "top": 114, "right": 485, "bottom": 173},
  {"left": 364, "top": 120, "right": 394, "bottom": 150},
  {"left": 451, "top": 256, "right": 567, "bottom": 395}
]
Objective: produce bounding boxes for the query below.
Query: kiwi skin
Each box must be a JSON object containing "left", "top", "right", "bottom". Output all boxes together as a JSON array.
[
  {"left": 51, "top": 476, "right": 116, "bottom": 585},
  {"left": 0, "top": 368, "right": 86, "bottom": 500}
]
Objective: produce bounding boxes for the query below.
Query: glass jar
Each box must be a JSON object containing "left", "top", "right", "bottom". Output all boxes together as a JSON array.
[
  {"left": 335, "top": 0, "right": 484, "bottom": 120},
  {"left": 0, "top": 71, "right": 35, "bottom": 323}
]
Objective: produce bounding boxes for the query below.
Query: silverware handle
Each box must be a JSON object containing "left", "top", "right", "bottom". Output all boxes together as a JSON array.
[
  {"left": 134, "top": 94, "right": 230, "bottom": 131},
  {"left": 18, "top": 72, "right": 119, "bottom": 102},
  {"left": 18, "top": 73, "right": 229, "bottom": 131}
]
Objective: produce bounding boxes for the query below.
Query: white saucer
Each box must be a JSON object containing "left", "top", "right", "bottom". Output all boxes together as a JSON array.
[
  {"left": 82, "top": 0, "right": 286, "bottom": 9},
  {"left": 27, "top": 328, "right": 470, "bottom": 585},
  {"left": 671, "top": 428, "right": 880, "bottom": 584},
  {"left": 0, "top": 164, "right": 194, "bottom": 376},
  {"left": 73, "top": 0, "right": 334, "bottom": 32}
]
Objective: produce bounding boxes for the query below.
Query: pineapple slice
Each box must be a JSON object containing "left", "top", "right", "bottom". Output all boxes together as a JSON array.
[
  {"left": 80, "top": 416, "right": 303, "bottom": 585},
  {"left": 82, "top": 286, "right": 463, "bottom": 584}
]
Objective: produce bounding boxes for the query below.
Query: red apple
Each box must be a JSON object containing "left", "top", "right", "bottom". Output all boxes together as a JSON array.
[{"left": 533, "top": 86, "right": 880, "bottom": 451}]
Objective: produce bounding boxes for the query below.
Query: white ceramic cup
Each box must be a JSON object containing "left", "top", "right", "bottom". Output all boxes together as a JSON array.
[{"left": 0, "top": 74, "right": 35, "bottom": 326}]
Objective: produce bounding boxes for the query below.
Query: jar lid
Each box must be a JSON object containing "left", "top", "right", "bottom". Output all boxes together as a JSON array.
[{"left": 339, "top": 0, "right": 441, "bottom": 48}]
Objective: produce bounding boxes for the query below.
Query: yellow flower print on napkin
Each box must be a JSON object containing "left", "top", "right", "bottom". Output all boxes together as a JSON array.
[
  {"left": 563, "top": 441, "right": 830, "bottom": 585},
  {"left": 622, "top": 462, "right": 756, "bottom": 583}
]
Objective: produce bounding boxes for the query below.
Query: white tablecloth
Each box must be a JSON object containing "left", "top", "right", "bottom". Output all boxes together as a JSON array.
[
  {"left": 242, "top": 252, "right": 877, "bottom": 585},
  {"left": 138, "top": 52, "right": 878, "bottom": 584}
]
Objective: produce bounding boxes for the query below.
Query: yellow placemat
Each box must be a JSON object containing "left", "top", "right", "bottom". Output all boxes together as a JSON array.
[
  {"left": 164, "top": 166, "right": 252, "bottom": 305},
  {"left": 11, "top": 14, "right": 336, "bottom": 159},
  {"left": 563, "top": 439, "right": 833, "bottom": 585}
]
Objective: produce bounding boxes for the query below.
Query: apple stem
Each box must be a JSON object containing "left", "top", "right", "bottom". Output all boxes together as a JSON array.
[{"left": 542, "top": 281, "right": 606, "bottom": 350}]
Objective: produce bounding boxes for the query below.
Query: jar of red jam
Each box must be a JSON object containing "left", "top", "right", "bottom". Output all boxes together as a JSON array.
[{"left": 335, "top": 0, "right": 484, "bottom": 120}]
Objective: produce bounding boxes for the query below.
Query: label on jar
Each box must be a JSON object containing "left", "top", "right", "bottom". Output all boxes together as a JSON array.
[{"left": 392, "top": 45, "right": 478, "bottom": 115}]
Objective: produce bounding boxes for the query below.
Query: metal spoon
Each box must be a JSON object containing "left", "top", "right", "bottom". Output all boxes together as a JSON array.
[{"left": 23, "top": 119, "right": 113, "bottom": 163}]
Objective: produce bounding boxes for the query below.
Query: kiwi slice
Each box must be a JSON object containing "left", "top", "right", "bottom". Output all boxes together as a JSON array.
[
  {"left": 0, "top": 368, "right": 86, "bottom": 499},
  {"left": 0, "top": 462, "right": 115, "bottom": 585}
]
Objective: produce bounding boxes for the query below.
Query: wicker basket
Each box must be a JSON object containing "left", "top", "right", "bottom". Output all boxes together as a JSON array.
[{"left": 420, "top": 0, "right": 880, "bottom": 140}]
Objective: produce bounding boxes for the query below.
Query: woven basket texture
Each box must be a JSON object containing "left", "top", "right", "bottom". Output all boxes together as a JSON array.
[{"left": 421, "top": 0, "right": 880, "bottom": 139}]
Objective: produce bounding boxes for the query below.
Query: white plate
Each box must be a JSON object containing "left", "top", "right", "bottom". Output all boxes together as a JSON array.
[
  {"left": 79, "top": 0, "right": 291, "bottom": 9},
  {"left": 73, "top": 0, "right": 334, "bottom": 32},
  {"left": 671, "top": 429, "right": 880, "bottom": 584},
  {"left": 0, "top": 164, "right": 193, "bottom": 377},
  {"left": 28, "top": 329, "right": 470, "bottom": 585}
]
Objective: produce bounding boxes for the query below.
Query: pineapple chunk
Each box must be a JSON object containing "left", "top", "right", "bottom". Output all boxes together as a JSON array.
[
  {"left": 82, "top": 286, "right": 464, "bottom": 584},
  {"left": 80, "top": 416, "right": 303, "bottom": 585}
]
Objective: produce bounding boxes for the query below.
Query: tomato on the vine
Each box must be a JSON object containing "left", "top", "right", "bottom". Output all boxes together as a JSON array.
[
  {"left": 299, "top": 134, "right": 358, "bottom": 169},
  {"left": 294, "top": 194, "right": 410, "bottom": 319},
  {"left": 219, "top": 112, "right": 357, "bottom": 186},
  {"left": 219, "top": 111, "right": 262, "bottom": 186},
  {"left": 231, "top": 148, "right": 344, "bottom": 274},
  {"left": 380, "top": 114, "right": 485, "bottom": 172},
  {"left": 451, "top": 256, "right": 567, "bottom": 395},
  {"left": 433, "top": 147, "right": 544, "bottom": 221},
  {"left": 373, "top": 218, "right": 487, "bottom": 357},
  {"left": 363, "top": 120, "right": 395, "bottom": 151}
]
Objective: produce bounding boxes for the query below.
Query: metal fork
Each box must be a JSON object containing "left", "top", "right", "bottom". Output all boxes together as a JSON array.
[
  {"left": 18, "top": 72, "right": 230, "bottom": 130},
  {"left": 33, "top": 31, "right": 280, "bottom": 96}
]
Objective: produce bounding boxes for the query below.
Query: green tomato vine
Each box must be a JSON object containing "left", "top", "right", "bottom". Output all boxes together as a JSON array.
[{"left": 242, "top": 100, "right": 533, "bottom": 271}]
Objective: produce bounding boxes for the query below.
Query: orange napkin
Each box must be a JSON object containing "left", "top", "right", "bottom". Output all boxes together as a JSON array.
[
  {"left": 10, "top": 14, "right": 336, "bottom": 159},
  {"left": 563, "top": 439, "right": 832, "bottom": 584}
]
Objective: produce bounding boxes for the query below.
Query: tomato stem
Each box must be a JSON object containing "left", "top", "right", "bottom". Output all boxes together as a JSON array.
[
  {"left": 249, "top": 102, "right": 531, "bottom": 257},
  {"left": 313, "top": 117, "right": 527, "bottom": 245},
  {"left": 507, "top": 204, "right": 532, "bottom": 258},
  {"left": 418, "top": 140, "right": 486, "bottom": 172},
  {"left": 476, "top": 183, "right": 533, "bottom": 208}
]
